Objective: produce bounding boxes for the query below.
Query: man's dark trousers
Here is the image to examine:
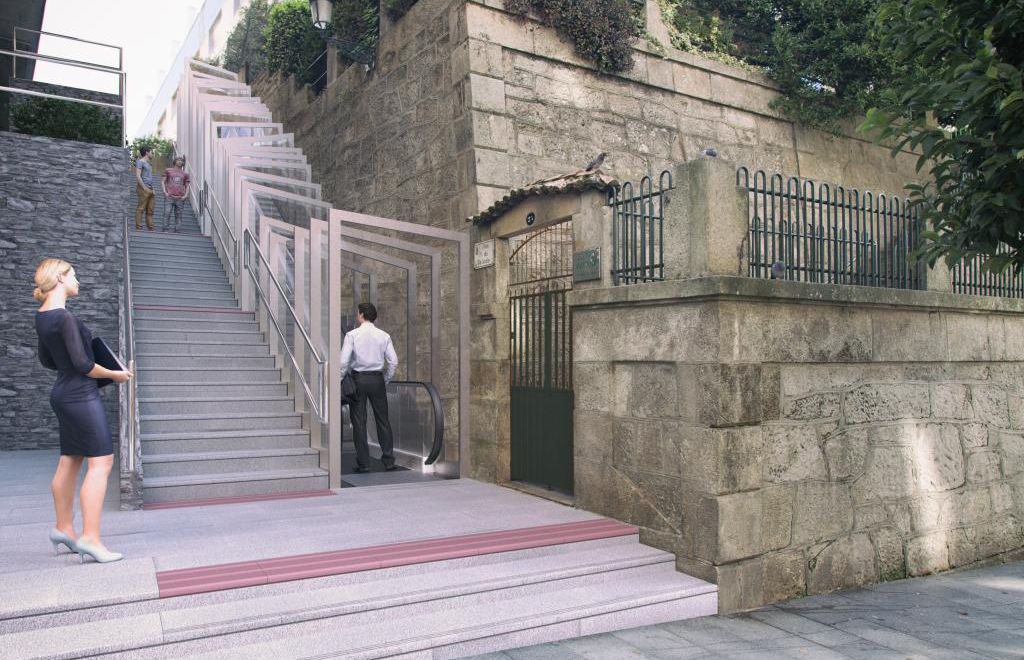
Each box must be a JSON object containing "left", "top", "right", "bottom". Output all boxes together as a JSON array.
[{"left": 351, "top": 371, "right": 395, "bottom": 469}]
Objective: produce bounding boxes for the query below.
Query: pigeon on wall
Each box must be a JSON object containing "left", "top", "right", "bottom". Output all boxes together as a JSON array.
[{"left": 584, "top": 152, "right": 607, "bottom": 171}]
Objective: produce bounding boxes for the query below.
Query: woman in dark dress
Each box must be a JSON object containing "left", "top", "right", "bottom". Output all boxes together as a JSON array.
[{"left": 34, "top": 258, "right": 131, "bottom": 563}]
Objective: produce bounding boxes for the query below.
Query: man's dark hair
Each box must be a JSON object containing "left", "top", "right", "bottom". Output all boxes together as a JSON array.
[
  {"left": 358, "top": 302, "right": 378, "bottom": 322},
  {"left": 139, "top": 146, "right": 151, "bottom": 158}
]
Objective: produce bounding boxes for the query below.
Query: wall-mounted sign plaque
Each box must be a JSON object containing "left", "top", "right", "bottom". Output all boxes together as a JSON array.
[
  {"left": 473, "top": 239, "right": 495, "bottom": 269},
  {"left": 573, "top": 248, "right": 601, "bottom": 283}
]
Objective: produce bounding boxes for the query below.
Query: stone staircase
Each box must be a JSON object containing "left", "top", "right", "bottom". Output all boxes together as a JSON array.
[
  {"left": 0, "top": 533, "right": 717, "bottom": 659},
  {"left": 132, "top": 187, "right": 328, "bottom": 504}
]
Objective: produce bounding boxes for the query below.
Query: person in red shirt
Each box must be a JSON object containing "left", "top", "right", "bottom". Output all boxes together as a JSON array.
[{"left": 161, "top": 157, "right": 191, "bottom": 232}]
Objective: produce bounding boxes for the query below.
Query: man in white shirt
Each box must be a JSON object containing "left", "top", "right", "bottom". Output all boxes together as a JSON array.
[{"left": 340, "top": 303, "right": 399, "bottom": 472}]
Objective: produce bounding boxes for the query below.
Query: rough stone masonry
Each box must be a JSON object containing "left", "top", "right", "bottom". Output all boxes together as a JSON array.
[{"left": 0, "top": 132, "right": 129, "bottom": 451}]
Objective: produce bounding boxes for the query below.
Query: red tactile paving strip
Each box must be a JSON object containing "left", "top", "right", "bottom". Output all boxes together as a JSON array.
[
  {"left": 156, "top": 518, "right": 637, "bottom": 598},
  {"left": 143, "top": 490, "right": 337, "bottom": 511}
]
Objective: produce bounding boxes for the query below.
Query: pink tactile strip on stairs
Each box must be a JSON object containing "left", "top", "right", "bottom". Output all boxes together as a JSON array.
[
  {"left": 143, "top": 490, "right": 337, "bottom": 511},
  {"left": 155, "top": 518, "right": 638, "bottom": 598}
]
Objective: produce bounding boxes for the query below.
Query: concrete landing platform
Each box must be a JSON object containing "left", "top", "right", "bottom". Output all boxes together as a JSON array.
[{"left": 0, "top": 450, "right": 716, "bottom": 659}]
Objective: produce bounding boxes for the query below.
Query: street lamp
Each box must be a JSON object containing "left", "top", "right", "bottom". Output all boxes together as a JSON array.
[
  {"left": 307, "top": 0, "right": 374, "bottom": 66},
  {"left": 309, "top": 0, "right": 333, "bottom": 31}
]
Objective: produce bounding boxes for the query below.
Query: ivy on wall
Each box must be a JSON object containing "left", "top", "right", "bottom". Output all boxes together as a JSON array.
[{"left": 505, "top": 0, "right": 644, "bottom": 73}]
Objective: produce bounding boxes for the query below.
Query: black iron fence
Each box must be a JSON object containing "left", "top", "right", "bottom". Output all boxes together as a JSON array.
[
  {"left": 607, "top": 170, "right": 673, "bottom": 285},
  {"left": 953, "top": 249, "right": 1024, "bottom": 299},
  {"left": 737, "top": 168, "right": 927, "bottom": 290}
]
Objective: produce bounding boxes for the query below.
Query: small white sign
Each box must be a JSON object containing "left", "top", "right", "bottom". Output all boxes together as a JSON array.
[{"left": 474, "top": 239, "right": 495, "bottom": 270}]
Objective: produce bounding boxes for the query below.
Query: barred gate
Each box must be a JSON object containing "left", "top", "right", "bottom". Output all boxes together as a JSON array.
[{"left": 508, "top": 221, "right": 574, "bottom": 494}]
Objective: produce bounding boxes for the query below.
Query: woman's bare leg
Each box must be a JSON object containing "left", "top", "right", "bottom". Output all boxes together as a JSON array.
[
  {"left": 51, "top": 455, "right": 83, "bottom": 537},
  {"left": 78, "top": 454, "right": 113, "bottom": 544}
]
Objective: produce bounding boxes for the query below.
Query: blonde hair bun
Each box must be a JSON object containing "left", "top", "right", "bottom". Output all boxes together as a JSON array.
[{"left": 34, "top": 258, "right": 72, "bottom": 304}]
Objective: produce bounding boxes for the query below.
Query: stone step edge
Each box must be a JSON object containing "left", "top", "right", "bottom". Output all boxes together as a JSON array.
[
  {"left": 138, "top": 396, "right": 290, "bottom": 404},
  {"left": 141, "top": 411, "right": 300, "bottom": 422},
  {"left": 142, "top": 447, "right": 318, "bottom": 464},
  {"left": 134, "top": 305, "right": 247, "bottom": 314},
  {"left": 238, "top": 578, "right": 715, "bottom": 660},
  {"left": 143, "top": 468, "right": 328, "bottom": 489},
  {"left": 142, "top": 489, "right": 336, "bottom": 510},
  {"left": 136, "top": 329, "right": 260, "bottom": 336},
  {"left": 154, "top": 553, "right": 682, "bottom": 650},
  {"left": 141, "top": 428, "right": 308, "bottom": 441}
]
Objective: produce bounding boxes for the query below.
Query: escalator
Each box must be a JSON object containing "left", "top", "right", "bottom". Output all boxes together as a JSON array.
[{"left": 339, "top": 379, "right": 445, "bottom": 487}]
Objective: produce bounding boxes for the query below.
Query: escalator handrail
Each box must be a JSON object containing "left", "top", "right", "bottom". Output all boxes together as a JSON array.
[{"left": 388, "top": 380, "right": 444, "bottom": 466}]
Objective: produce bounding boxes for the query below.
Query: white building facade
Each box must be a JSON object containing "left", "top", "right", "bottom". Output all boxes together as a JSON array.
[{"left": 137, "top": 0, "right": 255, "bottom": 137}]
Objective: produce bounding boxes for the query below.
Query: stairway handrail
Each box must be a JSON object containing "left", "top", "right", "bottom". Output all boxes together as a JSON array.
[
  {"left": 205, "top": 189, "right": 238, "bottom": 274},
  {"left": 243, "top": 228, "right": 327, "bottom": 423},
  {"left": 388, "top": 380, "right": 445, "bottom": 466},
  {"left": 120, "top": 212, "right": 140, "bottom": 474}
]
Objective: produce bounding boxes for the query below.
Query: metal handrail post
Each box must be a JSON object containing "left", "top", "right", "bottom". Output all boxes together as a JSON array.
[{"left": 243, "top": 229, "right": 327, "bottom": 422}]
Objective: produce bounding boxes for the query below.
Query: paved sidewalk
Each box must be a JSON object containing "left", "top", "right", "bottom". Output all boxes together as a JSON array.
[{"left": 474, "top": 560, "right": 1024, "bottom": 659}]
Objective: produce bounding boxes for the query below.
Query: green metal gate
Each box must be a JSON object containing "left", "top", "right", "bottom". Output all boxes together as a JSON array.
[{"left": 509, "top": 222, "right": 574, "bottom": 494}]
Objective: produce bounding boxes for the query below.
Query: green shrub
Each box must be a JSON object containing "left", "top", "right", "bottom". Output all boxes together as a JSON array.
[
  {"left": 659, "top": 0, "right": 897, "bottom": 132},
  {"left": 223, "top": 0, "right": 271, "bottom": 79},
  {"left": 10, "top": 97, "right": 121, "bottom": 147},
  {"left": 129, "top": 135, "right": 174, "bottom": 167},
  {"left": 862, "top": 0, "right": 1024, "bottom": 271},
  {"left": 505, "top": 0, "right": 644, "bottom": 73},
  {"left": 264, "top": 0, "right": 325, "bottom": 80}
]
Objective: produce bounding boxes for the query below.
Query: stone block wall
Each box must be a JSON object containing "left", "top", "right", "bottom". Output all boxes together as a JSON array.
[
  {"left": 0, "top": 132, "right": 129, "bottom": 450},
  {"left": 253, "top": 0, "right": 469, "bottom": 231},
  {"left": 572, "top": 278, "right": 1024, "bottom": 611},
  {"left": 460, "top": 0, "right": 921, "bottom": 211}
]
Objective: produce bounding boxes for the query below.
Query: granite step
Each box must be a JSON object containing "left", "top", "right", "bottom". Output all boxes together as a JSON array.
[
  {"left": 134, "top": 340, "right": 269, "bottom": 356},
  {"left": 141, "top": 448, "right": 320, "bottom": 478},
  {"left": 132, "top": 289, "right": 237, "bottom": 304},
  {"left": 133, "top": 308, "right": 255, "bottom": 322},
  {"left": 136, "top": 329, "right": 263, "bottom": 343},
  {"left": 136, "top": 355, "right": 275, "bottom": 369},
  {"left": 140, "top": 411, "right": 303, "bottom": 434},
  {"left": 137, "top": 382, "right": 288, "bottom": 400},
  {"left": 139, "top": 395, "right": 291, "bottom": 415},
  {"left": 141, "top": 428, "right": 310, "bottom": 453},
  {"left": 136, "top": 367, "right": 281, "bottom": 384},
  {"left": 134, "top": 317, "right": 256, "bottom": 332},
  {"left": 131, "top": 280, "right": 234, "bottom": 294},
  {"left": 134, "top": 296, "right": 238, "bottom": 308},
  {"left": 0, "top": 539, "right": 714, "bottom": 659},
  {"left": 142, "top": 468, "right": 328, "bottom": 503}
]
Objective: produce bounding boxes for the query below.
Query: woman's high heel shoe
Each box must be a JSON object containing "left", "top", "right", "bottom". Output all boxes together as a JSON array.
[
  {"left": 75, "top": 538, "right": 123, "bottom": 564},
  {"left": 49, "top": 528, "right": 77, "bottom": 555}
]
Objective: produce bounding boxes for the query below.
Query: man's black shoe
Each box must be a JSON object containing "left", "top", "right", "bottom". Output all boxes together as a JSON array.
[
  {"left": 353, "top": 466, "right": 370, "bottom": 473},
  {"left": 384, "top": 464, "right": 400, "bottom": 472}
]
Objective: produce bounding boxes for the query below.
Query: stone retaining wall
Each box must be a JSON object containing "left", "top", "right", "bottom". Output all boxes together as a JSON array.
[
  {"left": 0, "top": 131, "right": 129, "bottom": 451},
  {"left": 568, "top": 158, "right": 1024, "bottom": 611}
]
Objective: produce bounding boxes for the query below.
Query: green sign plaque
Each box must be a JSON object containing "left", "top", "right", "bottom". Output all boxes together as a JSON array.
[{"left": 573, "top": 248, "right": 601, "bottom": 283}]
